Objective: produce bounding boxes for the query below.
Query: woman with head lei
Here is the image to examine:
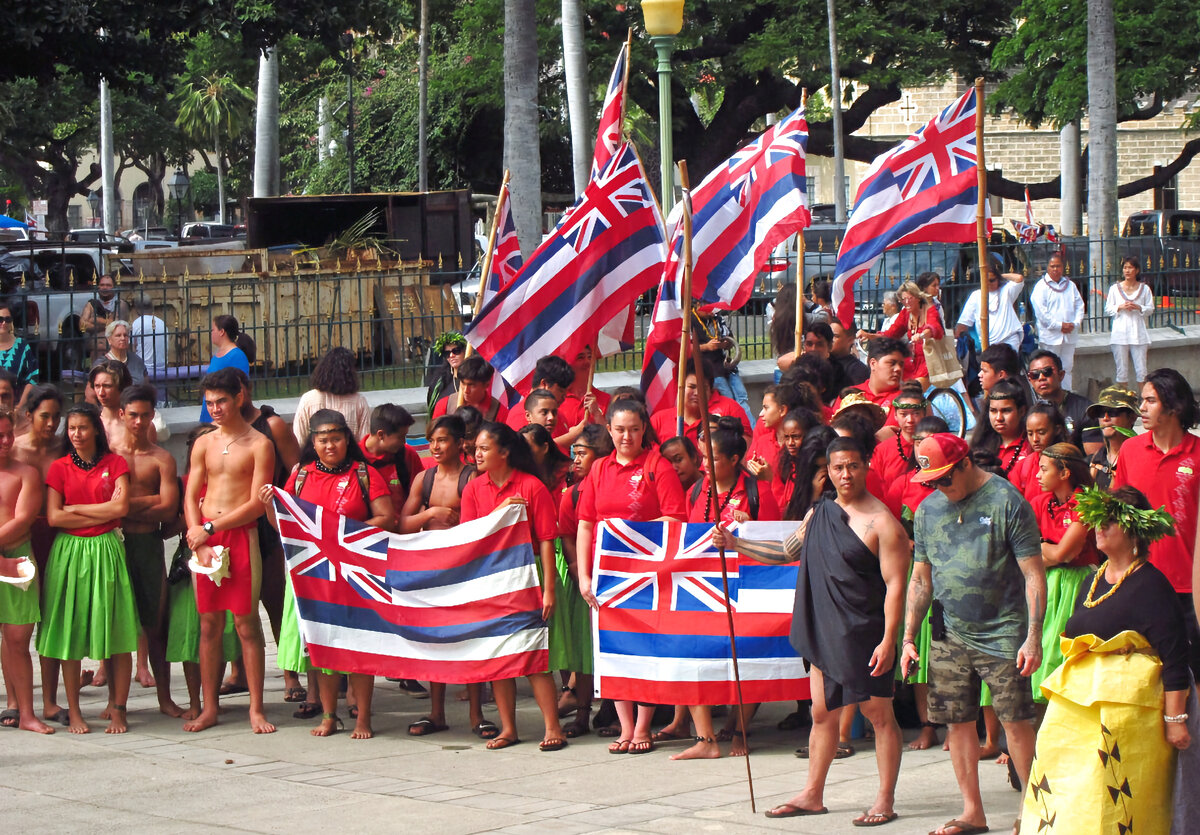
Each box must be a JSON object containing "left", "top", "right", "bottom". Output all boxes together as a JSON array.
[
  {"left": 425, "top": 331, "right": 468, "bottom": 413},
  {"left": 1020, "top": 485, "right": 1191, "bottom": 834},
  {"left": 1009, "top": 402, "right": 1070, "bottom": 502},
  {"left": 261, "top": 410, "right": 395, "bottom": 740},
  {"left": 969, "top": 379, "right": 1030, "bottom": 479}
]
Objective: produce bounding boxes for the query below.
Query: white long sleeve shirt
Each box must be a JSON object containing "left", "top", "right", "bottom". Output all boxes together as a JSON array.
[
  {"left": 956, "top": 280, "right": 1024, "bottom": 350},
  {"left": 1105, "top": 282, "right": 1154, "bottom": 345},
  {"left": 1030, "top": 274, "right": 1085, "bottom": 346}
]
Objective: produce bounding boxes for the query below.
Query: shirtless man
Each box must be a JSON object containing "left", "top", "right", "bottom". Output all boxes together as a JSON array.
[
  {"left": 399, "top": 415, "right": 491, "bottom": 737},
  {"left": 183, "top": 368, "right": 276, "bottom": 734},
  {"left": 0, "top": 407, "right": 53, "bottom": 734},
  {"left": 714, "top": 437, "right": 909, "bottom": 827},
  {"left": 12, "top": 386, "right": 72, "bottom": 722},
  {"left": 114, "top": 384, "right": 182, "bottom": 717}
]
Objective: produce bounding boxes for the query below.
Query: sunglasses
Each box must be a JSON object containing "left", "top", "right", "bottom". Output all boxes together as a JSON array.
[
  {"left": 0, "top": 316, "right": 11, "bottom": 323},
  {"left": 1027, "top": 368, "right": 1056, "bottom": 380},
  {"left": 443, "top": 345, "right": 465, "bottom": 357},
  {"left": 920, "top": 460, "right": 963, "bottom": 489},
  {"left": 1098, "top": 407, "right": 1132, "bottom": 418}
]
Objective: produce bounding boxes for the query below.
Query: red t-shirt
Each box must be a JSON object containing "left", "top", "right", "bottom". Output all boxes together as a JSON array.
[
  {"left": 432, "top": 393, "right": 509, "bottom": 425},
  {"left": 1031, "top": 491, "right": 1099, "bottom": 567},
  {"left": 997, "top": 438, "right": 1033, "bottom": 481},
  {"left": 359, "top": 436, "right": 408, "bottom": 510},
  {"left": 833, "top": 381, "right": 900, "bottom": 428},
  {"left": 561, "top": 389, "right": 611, "bottom": 427},
  {"left": 558, "top": 483, "right": 581, "bottom": 540},
  {"left": 650, "top": 393, "right": 752, "bottom": 445},
  {"left": 285, "top": 463, "right": 390, "bottom": 523},
  {"left": 1112, "top": 432, "right": 1200, "bottom": 591},
  {"left": 577, "top": 448, "right": 687, "bottom": 524},
  {"left": 47, "top": 452, "right": 130, "bottom": 536},
  {"left": 687, "top": 472, "right": 782, "bottom": 524},
  {"left": 460, "top": 468, "right": 558, "bottom": 544},
  {"left": 900, "top": 479, "right": 935, "bottom": 519},
  {"left": 747, "top": 422, "right": 781, "bottom": 467},
  {"left": 870, "top": 433, "right": 915, "bottom": 514},
  {"left": 1008, "top": 452, "right": 1048, "bottom": 503}
]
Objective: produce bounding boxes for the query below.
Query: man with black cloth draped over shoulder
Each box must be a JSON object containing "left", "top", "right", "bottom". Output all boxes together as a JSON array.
[{"left": 713, "top": 436, "right": 909, "bottom": 828}]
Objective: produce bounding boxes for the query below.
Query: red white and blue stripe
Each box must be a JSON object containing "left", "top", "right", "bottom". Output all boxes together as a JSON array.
[
  {"left": 592, "top": 519, "right": 809, "bottom": 705},
  {"left": 465, "top": 142, "right": 665, "bottom": 395},
  {"left": 275, "top": 490, "right": 548, "bottom": 683},
  {"left": 640, "top": 202, "right": 689, "bottom": 415},
  {"left": 591, "top": 41, "right": 628, "bottom": 180},
  {"left": 831, "top": 88, "right": 990, "bottom": 328},
  {"left": 482, "top": 182, "right": 523, "bottom": 304}
]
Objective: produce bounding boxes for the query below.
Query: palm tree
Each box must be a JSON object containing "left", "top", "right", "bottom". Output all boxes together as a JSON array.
[
  {"left": 504, "top": 0, "right": 541, "bottom": 259},
  {"left": 1087, "top": 0, "right": 1118, "bottom": 317},
  {"left": 561, "top": 0, "right": 590, "bottom": 196},
  {"left": 254, "top": 48, "right": 281, "bottom": 198},
  {"left": 173, "top": 73, "right": 255, "bottom": 223}
]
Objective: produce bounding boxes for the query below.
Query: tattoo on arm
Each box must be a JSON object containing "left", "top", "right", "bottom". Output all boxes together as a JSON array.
[
  {"left": 738, "top": 538, "right": 791, "bottom": 564},
  {"left": 905, "top": 571, "right": 932, "bottom": 638}
]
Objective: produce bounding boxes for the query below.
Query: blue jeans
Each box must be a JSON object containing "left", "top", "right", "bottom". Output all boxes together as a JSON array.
[{"left": 715, "top": 372, "right": 754, "bottom": 427}]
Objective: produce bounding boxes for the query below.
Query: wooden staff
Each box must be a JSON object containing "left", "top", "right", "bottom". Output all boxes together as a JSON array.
[
  {"left": 674, "top": 162, "right": 694, "bottom": 437},
  {"left": 690, "top": 324, "right": 756, "bottom": 812},
  {"left": 974, "top": 78, "right": 990, "bottom": 350},
  {"left": 794, "top": 88, "right": 809, "bottom": 356},
  {"left": 458, "top": 170, "right": 511, "bottom": 407}
]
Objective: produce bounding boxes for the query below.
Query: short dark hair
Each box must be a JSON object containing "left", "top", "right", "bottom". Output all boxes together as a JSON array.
[
  {"left": 868, "top": 336, "right": 910, "bottom": 362},
  {"left": 532, "top": 355, "right": 574, "bottom": 390},
  {"left": 1028, "top": 349, "right": 1063, "bottom": 372},
  {"left": 213, "top": 314, "right": 240, "bottom": 340},
  {"left": 200, "top": 367, "right": 244, "bottom": 398},
  {"left": 684, "top": 357, "right": 715, "bottom": 385},
  {"left": 978, "top": 343, "right": 1021, "bottom": 377},
  {"left": 810, "top": 276, "right": 831, "bottom": 303},
  {"left": 88, "top": 358, "right": 131, "bottom": 390},
  {"left": 427, "top": 414, "right": 466, "bottom": 442},
  {"left": 456, "top": 405, "right": 484, "bottom": 437},
  {"left": 456, "top": 354, "right": 495, "bottom": 383},
  {"left": 915, "top": 272, "right": 941, "bottom": 293},
  {"left": 525, "top": 388, "right": 557, "bottom": 412},
  {"left": 1145, "top": 368, "right": 1199, "bottom": 430},
  {"left": 0, "top": 369, "right": 16, "bottom": 390},
  {"left": 24, "top": 384, "right": 62, "bottom": 415},
  {"left": 804, "top": 321, "right": 834, "bottom": 345},
  {"left": 119, "top": 384, "right": 157, "bottom": 410},
  {"left": 310, "top": 346, "right": 360, "bottom": 396},
  {"left": 826, "top": 435, "right": 866, "bottom": 463},
  {"left": 370, "top": 403, "right": 414, "bottom": 436},
  {"left": 786, "top": 355, "right": 836, "bottom": 403},
  {"left": 579, "top": 423, "right": 614, "bottom": 456},
  {"left": 1121, "top": 255, "right": 1141, "bottom": 273},
  {"left": 610, "top": 386, "right": 645, "bottom": 406}
]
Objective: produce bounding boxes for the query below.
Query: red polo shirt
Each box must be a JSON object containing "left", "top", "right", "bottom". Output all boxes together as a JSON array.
[
  {"left": 432, "top": 393, "right": 509, "bottom": 425},
  {"left": 577, "top": 448, "right": 687, "bottom": 524},
  {"left": 1008, "top": 451, "right": 1048, "bottom": 503},
  {"left": 833, "top": 381, "right": 900, "bottom": 427},
  {"left": 1112, "top": 432, "right": 1200, "bottom": 591},
  {"left": 460, "top": 468, "right": 558, "bottom": 544},
  {"left": 47, "top": 453, "right": 129, "bottom": 536},
  {"left": 1032, "top": 491, "right": 1098, "bottom": 567},
  {"left": 687, "top": 472, "right": 781, "bottom": 524},
  {"left": 650, "top": 393, "right": 751, "bottom": 445},
  {"left": 285, "top": 463, "right": 390, "bottom": 523}
]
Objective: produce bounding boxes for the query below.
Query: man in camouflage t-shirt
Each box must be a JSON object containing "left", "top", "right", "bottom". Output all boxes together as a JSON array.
[{"left": 900, "top": 434, "right": 1046, "bottom": 835}]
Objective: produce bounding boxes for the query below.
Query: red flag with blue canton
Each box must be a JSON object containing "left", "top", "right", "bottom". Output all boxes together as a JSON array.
[
  {"left": 481, "top": 182, "right": 523, "bottom": 304},
  {"left": 465, "top": 142, "right": 665, "bottom": 395},
  {"left": 592, "top": 519, "right": 810, "bottom": 705},
  {"left": 274, "top": 489, "right": 548, "bottom": 683},
  {"left": 640, "top": 200, "right": 690, "bottom": 415},
  {"left": 831, "top": 88, "right": 992, "bottom": 328}
]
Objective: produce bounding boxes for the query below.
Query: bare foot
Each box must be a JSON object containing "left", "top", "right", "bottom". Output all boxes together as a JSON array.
[
  {"left": 729, "top": 732, "right": 749, "bottom": 757},
  {"left": 135, "top": 668, "right": 156, "bottom": 688},
  {"left": 90, "top": 669, "right": 106, "bottom": 688},
  {"left": 996, "top": 752, "right": 1010, "bottom": 765},
  {"left": 106, "top": 708, "right": 128, "bottom": 734},
  {"left": 250, "top": 710, "right": 276, "bottom": 734},
  {"left": 311, "top": 716, "right": 340, "bottom": 737},
  {"left": 454, "top": 687, "right": 470, "bottom": 702},
  {"left": 909, "top": 725, "right": 939, "bottom": 750},
  {"left": 99, "top": 704, "right": 113, "bottom": 720},
  {"left": 943, "top": 737, "right": 951, "bottom": 751},
  {"left": 182, "top": 710, "right": 218, "bottom": 732},
  {"left": 351, "top": 720, "right": 374, "bottom": 740},
  {"left": 978, "top": 744, "right": 1000, "bottom": 759},
  {"left": 19, "top": 715, "right": 55, "bottom": 734},
  {"left": 180, "top": 704, "right": 200, "bottom": 721},
  {"left": 158, "top": 698, "right": 187, "bottom": 718},
  {"left": 670, "top": 738, "right": 721, "bottom": 760},
  {"left": 78, "top": 669, "right": 95, "bottom": 688},
  {"left": 68, "top": 712, "right": 91, "bottom": 734}
]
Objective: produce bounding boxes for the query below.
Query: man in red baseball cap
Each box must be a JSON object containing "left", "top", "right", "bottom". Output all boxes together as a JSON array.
[{"left": 901, "top": 433, "right": 1046, "bottom": 835}]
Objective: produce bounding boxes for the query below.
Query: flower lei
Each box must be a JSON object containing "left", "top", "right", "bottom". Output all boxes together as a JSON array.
[{"left": 1074, "top": 485, "right": 1174, "bottom": 541}]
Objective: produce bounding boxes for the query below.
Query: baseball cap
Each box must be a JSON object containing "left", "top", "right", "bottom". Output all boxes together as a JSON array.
[
  {"left": 1085, "top": 386, "right": 1139, "bottom": 418},
  {"left": 912, "top": 433, "right": 970, "bottom": 483}
]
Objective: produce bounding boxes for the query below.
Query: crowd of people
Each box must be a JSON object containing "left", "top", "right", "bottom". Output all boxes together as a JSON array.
[{"left": 0, "top": 254, "right": 1195, "bottom": 835}]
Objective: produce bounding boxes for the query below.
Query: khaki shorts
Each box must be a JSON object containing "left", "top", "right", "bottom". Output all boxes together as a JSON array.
[{"left": 927, "top": 630, "right": 1035, "bottom": 724}]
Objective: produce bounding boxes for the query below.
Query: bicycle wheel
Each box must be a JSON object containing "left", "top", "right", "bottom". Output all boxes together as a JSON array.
[{"left": 927, "top": 386, "right": 969, "bottom": 438}]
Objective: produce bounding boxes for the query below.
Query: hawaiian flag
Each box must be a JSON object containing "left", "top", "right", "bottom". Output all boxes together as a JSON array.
[
  {"left": 482, "top": 181, "right": 523, "bottom": 304},
  {"left": 640, "top": 196, "right": 691, "bottom": 415},
  {"left": 591, "top": 39, "right": 628, "bottom": 180},
  {"left": 274, "top": 490, "right": 548, "bottom": 683},
  {"left": 1011, "top": 187, "right": 1059, "bottom": 244},
  {"left": 831, "top": 88, "right": 991, "bottom": 328},
  {"left": 592, "top": 519, "right": 809, "bottom": 705},
  {"left": 465, "top": 142, "right": 665, "bottom": 395}
]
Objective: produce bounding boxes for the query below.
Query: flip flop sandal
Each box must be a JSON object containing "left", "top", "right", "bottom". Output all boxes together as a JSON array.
[
  {"left": 45, "top": 709, "right": 71, "bottom": 727},
  {"left": 292, "top": 701, "right": 321, "bottom": 720},
  {"left": 929, "top": 820, "right": 989, "bottom": 835},
  {"left": 596, "top": 725, "right": 620, "bottom": 737},
  {"left": 472, "top": 720, "right": 499, "bottom": 739},
  {"left": 486, "top": 736, "right": 520, "bottom": 750},
  {"left": 852, "top": 811, "right": 899, "bottom": 827},
  {"left": 777, "top": 710, "right": 810, "bottom": 730},
  {"left": 835, "top": 744, "right": 856, "bottom": 758},
  {"left": 608, "top": 738, "right": 631, "bottom": 754},
  {"left": 0, "top": 709, "right": 18, "bottom": 728},
  {"left": 408, "top": 717, "right": 449, "bottom": 736},
  {"left": 764, "top": 804, "right": 828, "bottom": 818},
  {"left": 283, "top": 686, "right": 307, "bottom": 703},
  {"left": 348, "top": 706, "right": 359, "bottom": 720},
  {"left": 218, "top": 682, "right": 249, "bottom": 696},
  {"left": 539, "top": 737, "right": 567, "bottom": 752},
  {"left": 627, "top": 740, "right": 655, "bottom": 754}
]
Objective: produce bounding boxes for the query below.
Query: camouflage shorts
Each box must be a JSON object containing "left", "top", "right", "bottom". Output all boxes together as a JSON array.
[{"left": 927, "top": 630, "right": 1035, "bottom": 725}]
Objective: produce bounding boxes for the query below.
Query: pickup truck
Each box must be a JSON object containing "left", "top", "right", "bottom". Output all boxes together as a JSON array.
[{"left": 1121, "top": 209, "right": 1200, "bottom": 295}]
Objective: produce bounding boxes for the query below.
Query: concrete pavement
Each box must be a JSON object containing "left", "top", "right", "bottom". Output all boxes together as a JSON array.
[{"left": 1, "top": 624, "right": 1026, "bottom": 835}]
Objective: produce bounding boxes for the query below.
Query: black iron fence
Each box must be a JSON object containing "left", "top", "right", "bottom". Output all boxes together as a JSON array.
[{"left": 8, "top": 232, "right": 1198, "bottom": 407}]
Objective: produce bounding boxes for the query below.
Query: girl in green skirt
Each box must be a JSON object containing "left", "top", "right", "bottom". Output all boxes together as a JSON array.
[{"left": 36, "top": 404, "right": 136, "bottom": 734}]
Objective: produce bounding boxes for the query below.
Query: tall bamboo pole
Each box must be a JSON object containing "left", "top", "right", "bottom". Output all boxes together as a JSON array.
[
  {"left": 674, "top": 163, "right": 694, "bottom": 437},
  {"left": 459, "top": 170, "right": 511, "bottom": 407},
  {"left": 974, "top": 78, "right": 990, "bottom": 350},
  {"left": 794, "top": 89, "right": 809, "bottom": 356}
]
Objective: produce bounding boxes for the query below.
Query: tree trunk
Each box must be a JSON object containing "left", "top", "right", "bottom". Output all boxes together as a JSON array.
[
  {"left": 561, "top": 0, "right": 590, "bottom": 197},
  {"left": 1059, "top": 121, "right": 1081, "bottom": 236},
  {"left": 418, "top": 0, "right": 430, "bottom": 191},
  {"left": 503, "top": 0, "right": 541, "bottom": 260},
  {"left": 1087, "top": 0, "right": 1118, "bottom": 317},
  {"left": 214, "top": 126, "right": 225, "bottom": 225},
  {"left": 254, "top": 47, "right": 281, "bottom": 197}
]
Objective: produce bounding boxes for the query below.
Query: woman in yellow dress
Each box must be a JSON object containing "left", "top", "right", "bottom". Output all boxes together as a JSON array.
[{"left": 1021, "top": 485, "right": 1191, "bottom": 834}]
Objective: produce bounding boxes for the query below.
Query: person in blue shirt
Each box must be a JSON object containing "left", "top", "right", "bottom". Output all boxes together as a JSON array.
[{"left": 199, "top": 315, "right": 249, "bottom": 423}]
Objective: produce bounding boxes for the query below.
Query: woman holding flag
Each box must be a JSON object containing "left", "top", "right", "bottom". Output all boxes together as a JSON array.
[{"left": 576, "top": 399, "right": 687, "bottom": 754}]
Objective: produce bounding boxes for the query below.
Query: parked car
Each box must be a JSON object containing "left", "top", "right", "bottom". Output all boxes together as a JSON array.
[{"left": 182, "top": 222, "right": 240, "bottom": 239}]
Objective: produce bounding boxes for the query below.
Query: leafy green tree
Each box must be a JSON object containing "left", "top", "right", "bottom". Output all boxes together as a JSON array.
[{"left": 173, "top": 73, "right": 256, "bottom": 223}]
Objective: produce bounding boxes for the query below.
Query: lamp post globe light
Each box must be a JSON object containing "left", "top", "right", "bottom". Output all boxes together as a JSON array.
[
  {"left": 86, "top": 190, "right": 100, "bottom": 226},
  {"left": 640, "top": 0, "right": 684, "bottom": 213},
  {"left": 167, "top": 168, "right": 191, "bottom": 239}
]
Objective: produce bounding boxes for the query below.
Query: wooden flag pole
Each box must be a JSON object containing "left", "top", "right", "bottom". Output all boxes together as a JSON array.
[
  {"left": 690, "top": 324, "right": 756, "bottom": 813},
  {"left": 974, "top": 78, "right": 990, "bottom": 350},
  {"left": 794, "top": 88, "right": 809, "bottom": 356},
  {"left": 674, "top": 162, "right": 694, "bottom": 437},
  {"left": 459, "top": 170, "right": 510, "bottom": 407}
]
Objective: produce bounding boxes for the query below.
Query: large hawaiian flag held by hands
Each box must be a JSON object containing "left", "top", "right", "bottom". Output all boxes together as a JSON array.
[
  {"left": 465, "top": 142, "right": 665, "bottom": 395},
  {"left": 592, "top": 519, "right": 809, "bottom": 705},
  {"left": 274, "top": 489, "right": 548, "bottom": 683},
  {"left": 831, "top": 88, "right": 991, "bottom": 328}
]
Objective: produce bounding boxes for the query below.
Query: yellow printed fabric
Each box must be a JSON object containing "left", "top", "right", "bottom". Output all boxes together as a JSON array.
[{"left": 1021, "top": 630, "right": 1176, "bottom": 835}]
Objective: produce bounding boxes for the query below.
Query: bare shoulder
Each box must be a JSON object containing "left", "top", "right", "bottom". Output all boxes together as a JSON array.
[{"left": 4, "top": 459, "right": 40, "bottom": 483}]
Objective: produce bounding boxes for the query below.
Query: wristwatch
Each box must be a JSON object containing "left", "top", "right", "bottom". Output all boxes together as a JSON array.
[{"left": 203, "top": 521, "right": 216, "bottom": 536}]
